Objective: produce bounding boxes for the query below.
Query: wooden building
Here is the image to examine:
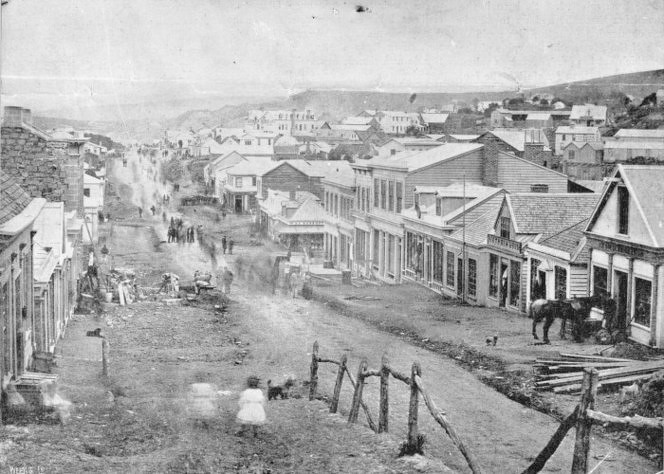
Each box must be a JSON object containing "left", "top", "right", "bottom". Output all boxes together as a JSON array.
[{"left": 585, "top": 165, "right": 664, "bottom": 348}]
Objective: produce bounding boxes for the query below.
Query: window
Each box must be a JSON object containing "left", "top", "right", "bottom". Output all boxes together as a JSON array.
[
  {"left": 618, "top": 186, "right": 629, "bottom": 234},
  {"left": 380, "top": 180, "right": 387, "bottom": 209},
  {"left": 244, "top": 140, "right": 252, "bottom": 145},
  {"left": 334, "top": 194, "right": 338, "bottom": 216},
  {"left": 387, "top": 234, "right": 395, "bottom": 275},
  {"left": 510, "top": 262, "right": 521, "bottom": 307},
  {"left": 356, "top": 230, "right": 366, "bottom": 261},
  {"left": 568, "top": 150, "right": 575, "bottom": 160},
  {"left": 252, "top": 177, "right": 256, "bottom": 186},
  {"left": 432, "top": 241, "right": 444, "bottom": 283},
  {"left": 373, "top": 230, "right": 380, "bottom": 269},
  {"left": 633, "top": 278, "right": 652, "bottom": 327},
  {"left": 554, "top": 266, "right": 567, "bottom": 300},
  {"left": 435, "top": 198, "right": 441, "bottom": 216},
  {"left": 446, "top": 251, "right": 455, "bottom": 287},
  {"left": 235, "top": 177, "right": 242, "bottom": 188},
  {"left": 530, "top": 184, "right": 549, "bottom": 193},
  {"left": 489, "top": 254, "right": 498, "bottom": 297},
  {"left": 595, "top": 150, "right": 603, "bottom": 162},
  {"left": 468, "top": 258, "right": 477, "bottom": 297},
  {"left": 592, "top": 266, "right": 608, "bottom": 296},
  {"left": 388, "top": 181, "right": 395, "bottom": 212},
  {"left": 374, "top": 179, "right": 379, "bottom": 208},
  {"left": 562, "top": 134, "right": 566, "bottom": 141},
  {"left": 83, "top": 188, "right": 91, "bottom": 197},
  {"left": 396, "top": 182, "right": 403, "bottom": 213},
  {"left": 499, "top": 217, "right": 511, "bottom": 239}
]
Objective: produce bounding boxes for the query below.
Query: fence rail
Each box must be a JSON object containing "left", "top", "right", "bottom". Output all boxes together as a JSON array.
[{"left": 308, "top": 343, "right": 664, "bottom": 474}]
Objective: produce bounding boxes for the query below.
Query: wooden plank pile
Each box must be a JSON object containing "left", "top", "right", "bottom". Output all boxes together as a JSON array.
[{"left": 534, "top": 353, "right": 664, "bottom": 394}]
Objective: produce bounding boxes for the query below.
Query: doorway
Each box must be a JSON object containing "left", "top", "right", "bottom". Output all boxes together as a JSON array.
[
  {"left": 234, "top": 195, "right": 243, "bottom": 214},
  {"left": 614, "top": 271, "right": 628, "bottom": 329},
  {"left": 499, "top": 261, "right": 509, "bottom": 307},
  {"left": 457, "top": 257, "right": 464, "bottom": 297}
]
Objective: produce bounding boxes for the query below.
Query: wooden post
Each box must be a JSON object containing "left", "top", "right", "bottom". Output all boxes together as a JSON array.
[
  {"left": 571, "top": 368, "right": 599, "bottom": 474},
  {"left": 348, "top": 358, "right": 368, "bottom": 424},
  {"left": 344, "top": 365, "right": 378, "bottom": 432},
  {"left": 407, "top": 362, "right": 421, "bottom": 451},
  {"left": 102, "top": 338, "right": 110, "bottom": 377},
  {"left": 309, "top": 341, "right": 319, "bottom": 401},
  {"left": 330, "top": 353, "right": 347, "bottom": 414},
  {"left": 521, "top": 406, "right": 579, "bottom": 474},
  {"left": 379, "top": 354, "right": 389, "bottom": 433}
]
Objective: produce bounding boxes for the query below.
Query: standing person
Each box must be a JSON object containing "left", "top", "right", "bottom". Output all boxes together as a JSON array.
[
  {"left": 100, "top": 244, "right": 109, "bottom": 264},
  {"left": 162, "top": 211, "right": 167, "bottom": 223},
  {"left": 228, "top": 238, "right": 234, "bottom": 255},
  {"left": 222, "top": 267, "right": 234, "bottom": 295},
  {"left": 222, "top": 208, "right": 227, "bottom": 220},
  {"left": 221, "top": 235, "right": 227, "bottom": 254},
  {"left": 138, "top": 207, "right": 143, "bottom": 218},
  {"left": 209, "top": 241, "right": 218, "bottom": 269},
  {"left": 236, "top": 376, "right": 266, "bottom": 438},
  {"left": 150, "top": 205, "right": 156, "bottom": 216}
]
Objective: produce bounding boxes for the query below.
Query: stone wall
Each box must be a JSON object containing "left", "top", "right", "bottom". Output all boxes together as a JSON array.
[{"left": 1, "top": 126, "right": 84, "bottom": 217}]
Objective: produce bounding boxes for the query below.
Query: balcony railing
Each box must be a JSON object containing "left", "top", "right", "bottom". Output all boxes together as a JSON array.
[{"left": 487, "top": 234, "right": 522, "bottom": 253}]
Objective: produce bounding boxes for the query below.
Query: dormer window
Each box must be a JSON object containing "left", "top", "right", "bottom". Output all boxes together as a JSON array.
[
  {"left": 617, "top": 185, "right": 629, "bottom": 235},
  {"left": 499, "top": 217, "right": 511, "bottom": 239}
]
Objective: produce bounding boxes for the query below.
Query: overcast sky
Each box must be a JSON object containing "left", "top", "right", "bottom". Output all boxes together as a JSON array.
[{"left": 1, "top": 0, "right": 663, "bottom": 114}]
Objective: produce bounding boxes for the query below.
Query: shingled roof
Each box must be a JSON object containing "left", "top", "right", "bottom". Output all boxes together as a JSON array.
[
  {"left": 539, "top": 219, "right": 591, "bottom": 263},
  {"left": 0, "top": 169, "right": 33, "bottom": 226},
  {"left": 507, "top": 193, "right": 600, "bottom": 239}
]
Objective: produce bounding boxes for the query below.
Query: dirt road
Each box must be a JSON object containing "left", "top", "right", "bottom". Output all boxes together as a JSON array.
[{"left": 116, "top": 150, "right": 654, "bottom": 473}]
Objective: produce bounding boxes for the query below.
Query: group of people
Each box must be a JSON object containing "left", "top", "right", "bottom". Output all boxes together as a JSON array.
[
  {"left": 167, "top": 217, "right": 199, "bottom": 244},
  {"left": 221, "top": 235, "right": 235, "bottom": 255}
]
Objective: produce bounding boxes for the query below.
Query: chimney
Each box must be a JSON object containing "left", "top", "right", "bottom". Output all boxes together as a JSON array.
[
  {"left": 482, "top": 140, "right": 499, "bottom": 187},
  {"left": 3, "top": 106, "right": 23, "bottom": 127},
  {"left": 523, "top": 129, "right": 547, "bottom": 166},
  {"left": 21, "top": 108, "right": 33, "bottom": 125}
]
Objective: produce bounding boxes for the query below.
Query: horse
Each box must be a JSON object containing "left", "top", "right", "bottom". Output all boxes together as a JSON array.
[{"left": 530, "top": 295, "right": 603, "bottom": 344}]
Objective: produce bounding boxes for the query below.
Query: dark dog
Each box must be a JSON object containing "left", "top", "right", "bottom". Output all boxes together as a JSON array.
[
  {"left": 86, "top": 328, "right": 103, "bottom": 338},
  {"left": 267, "top": 378, "right": 295, "bottom": 401}
]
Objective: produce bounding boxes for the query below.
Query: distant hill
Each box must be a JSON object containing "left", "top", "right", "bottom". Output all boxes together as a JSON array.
[{"left": 527, "top": 69, "right": 664, "bottom": 104}]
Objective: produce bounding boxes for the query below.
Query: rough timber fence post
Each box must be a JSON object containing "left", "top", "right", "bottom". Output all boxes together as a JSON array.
[
  {"left": 571, "top": 368, "right": 599, "bottom": 474},
  {"left": 521, "top": 406, "right": 579, "bottom": 474},
  {"left": 309, "top": 341, "right": 319, "bottom": 401},
  {"left": 330, "top": 353, "right": 347, "bottom": 414},
  {"left": 379, "top": 354, "right": 389, "bottom": 433},
  {"left": 348, "top": 358, "right": 368, "bottom": 424},
  {"left": 101, "top": 337, "right": 109, "bottom": 377},
  {"left": 407, "top": 362, "right": 421, "bottom": 451}
]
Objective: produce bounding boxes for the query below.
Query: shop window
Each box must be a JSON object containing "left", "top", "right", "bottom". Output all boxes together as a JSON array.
[
  {"left": 446, "top": 251, "right": 455, "bottom": 287},
  {"left": 554, "top": 266, "right": 567, "bottom": 300},
  {"left": 489, "top": 254, "right": 498, "bottom": 297},
  {"left": 83, "top": 188, "right": 91, "bottom": 197},
  {"left": 387, "top": 234, "right": 395, "bottom": 275},
  {"left": 510, "top": 262, "right": 521, "bottom": 307},
  {"left": 618, "top": 186, "right": 629, "bottom": 235},
  {"left": 592, "top": 265, "right": 608, "bottom": 296},
  {"left": 633, "top": 278, "right": 652, "bottom": 327},
  {"left": 468, "top": 258, "right": 477, "bottom": 297},
  {"left": 432, "top": 241, "right": 444, "bottom": 283}
]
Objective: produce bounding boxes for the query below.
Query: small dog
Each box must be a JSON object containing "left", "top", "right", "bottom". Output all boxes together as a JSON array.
[
  {"left": 485, "top": 335, "right": 498, "bottom": 346},
  {"left": 86, "top": 328, "right": 103, "bottom": 338},
  {"left": 267, "top": 378, "right": 295, "bottom": 401},
  {"left": 620, "top": 381, "right": 640, "bottom": 402}
]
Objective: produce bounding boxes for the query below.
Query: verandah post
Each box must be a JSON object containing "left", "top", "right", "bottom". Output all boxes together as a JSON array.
[
  {"left": 379, "top": 353, "right": 390, "bottom": 433},
  {"left": 407, "top": 362, "right": 421, "bottom": 451},
  {"left": 330, "top": 353, "right": 347, "bottom": 413},
  {"left": 309, "top": 341, "right": 319, "bottom": 401},
  {"left": 571, "top": 368, "right": 599, "bottom": 474},
  {"left": 348, "top": 358, "right": 368, "bottom": 424}
]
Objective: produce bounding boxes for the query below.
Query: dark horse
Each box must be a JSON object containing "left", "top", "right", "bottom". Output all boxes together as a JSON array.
[{"left": 530, "top": 294, "right": 603, "bottom": 344}]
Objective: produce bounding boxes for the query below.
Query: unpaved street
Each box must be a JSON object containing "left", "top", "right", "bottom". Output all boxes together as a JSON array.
[{"left": 112, "top": 150, "right": 655, "bottom": 473}]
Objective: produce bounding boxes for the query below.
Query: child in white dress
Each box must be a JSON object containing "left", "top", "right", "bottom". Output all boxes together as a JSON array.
[{"left": 236, "top": 375, "right": 266, "bottom": 437}]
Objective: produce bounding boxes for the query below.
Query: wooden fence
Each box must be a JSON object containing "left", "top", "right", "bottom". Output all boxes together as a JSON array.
[
  {"left": 309, "top": 342, "right": 664, "bottom": 474},
  {"left": 309, "top": 341, "right": 482, "bottom": 473}
]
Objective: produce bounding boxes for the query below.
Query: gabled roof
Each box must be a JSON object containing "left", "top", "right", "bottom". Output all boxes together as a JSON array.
[
  {"left": 587, "top": 165, "right": 664, "bottom": 247},
  {"left": 526, "top": 113, "right": 552, "bottom": 121},
  {"left": 486, "top": 129, "right": 550, "bottom": 152},
  {"left": 555, "top": 125, "right": 599, "bottom": 135},
  {"left": 329, "top": 124, "right": 372, "bottom": 132},
  {"left": 506, "top": 193, "right": 600, "bottom": 239},
  {"left": 0, "top": 170, "right": 33, "bottom": 226},
  {"left": 448, "top": 198, "right": 505, "bottom": 246},
  {"left": 614, "top": 129, "right": 664, "bottom": 140},
  {"left": 319, "top": 161, "right": 355, "bottom": 188},
  {"left": 366, "top": 143, "right": 484, "bottom": 172},
  {"left": 226, "top": 157, "right": 275, "bottom": 176},
  {"left": 209, "top": 151, "right": 247, "bottom": 170},
  {"left": 286, "top": 197, "right": 327, "bottom": 222},
  {"left": 562, "top": 141, "right": 604, "bottom": 151},
  {"left": 538, "top": 219, "right": 591, "bottom": 264},
  {"left": 342, "top": 116, "right": 376, "bottom": 126},
  {"left": 570, "top": 104, "right": 607, "bottom": 121},
  {"left": 33, "top": 202, "right": 65, "bottom": 256},
  {"left": 603, "top": 140, "right": 664, "bottom": 150}
]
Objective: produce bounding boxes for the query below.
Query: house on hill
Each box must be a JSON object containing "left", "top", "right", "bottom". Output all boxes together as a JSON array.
[
  {"left": 570, "top": 104, "right": 608, "bottom": 127},
  {"left": 419, "top": 113, "right": 449, "bottom": 133},
  {"left": 224, "top": 158, "right": 275, "bottom": 214},
  {"left": 554, "top": 125, "right": 602, "bottom": 155},
  {"left": 475, "top": 128, "right": 553, "bottom": 167},
  {"left": 585, "top": 165, "right": 664, "bottom": 348},
  {"left": 204, "top": 151, "right": 248, "bottom": 199}
]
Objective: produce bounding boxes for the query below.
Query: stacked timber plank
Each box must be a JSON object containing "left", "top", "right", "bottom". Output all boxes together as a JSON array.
[{"left": 534, "top": 353, "right": 664, "bottom": 394}]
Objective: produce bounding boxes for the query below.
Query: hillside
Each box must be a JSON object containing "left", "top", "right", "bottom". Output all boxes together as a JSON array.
[{"left": 527, "top": 69, "right": 664, "bottom": 104}]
